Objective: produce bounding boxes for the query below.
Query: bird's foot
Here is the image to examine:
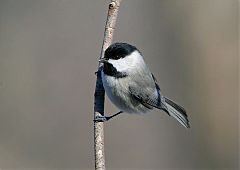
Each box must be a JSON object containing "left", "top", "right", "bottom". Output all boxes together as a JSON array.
[
  {"left": 94, "top": 115, "right": 110, "bottom": 122},
  {"left": 93, "top": 111, "right": 123, "bottom": 122},
  {"left": 95, "top": 70, "right": 100, "bottom": 75}
]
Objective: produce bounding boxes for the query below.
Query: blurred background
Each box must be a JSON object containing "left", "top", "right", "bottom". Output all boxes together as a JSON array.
[{"left": 0, "top": 0, "right": 238, "bottom": 169}]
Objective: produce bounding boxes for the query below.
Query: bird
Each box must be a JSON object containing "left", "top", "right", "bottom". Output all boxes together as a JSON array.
[{"left": 95, "top": 42, "right": 190, "bottom": 128}]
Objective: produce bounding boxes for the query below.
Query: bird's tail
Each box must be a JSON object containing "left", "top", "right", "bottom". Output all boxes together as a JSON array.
[{"left": 162, "top": 97, "right": 190, "bottom": 128}]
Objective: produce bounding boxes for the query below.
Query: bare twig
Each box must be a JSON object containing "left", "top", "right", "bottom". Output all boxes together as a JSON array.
[{"left": 93, "top": 0, "right": 122, "bottom": 170}]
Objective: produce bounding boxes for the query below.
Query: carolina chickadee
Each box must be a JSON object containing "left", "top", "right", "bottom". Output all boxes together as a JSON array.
[{"left": 96, "top": 42, "right": 190, "bottom": 128}]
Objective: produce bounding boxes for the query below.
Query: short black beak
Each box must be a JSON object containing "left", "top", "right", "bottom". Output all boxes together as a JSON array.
[{"left": 99, "top": 58, "right": 109, "bottom": 63}]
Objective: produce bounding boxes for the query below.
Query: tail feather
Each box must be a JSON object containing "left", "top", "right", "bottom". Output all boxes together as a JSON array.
[{"left": 163, "top": 97, "right": 190, "bottom": 128}]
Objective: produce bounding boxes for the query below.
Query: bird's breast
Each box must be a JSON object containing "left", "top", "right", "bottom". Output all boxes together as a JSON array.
[{"left": 101, "top": 71, "right": 150, "bottom": 114}]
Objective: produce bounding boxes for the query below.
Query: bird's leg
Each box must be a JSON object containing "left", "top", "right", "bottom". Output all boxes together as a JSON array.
[{"left": 94, "top": 111, "right": 123, "bottom": 122}]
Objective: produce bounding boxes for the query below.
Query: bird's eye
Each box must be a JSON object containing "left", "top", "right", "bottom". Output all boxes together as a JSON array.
[{"left": 115, "top": 56, "right": 121, "bottom": 60}]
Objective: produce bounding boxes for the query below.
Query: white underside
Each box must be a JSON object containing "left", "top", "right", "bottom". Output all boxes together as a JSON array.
[{"left": 102, "top": 71, "right": 151, "bottom": 114}]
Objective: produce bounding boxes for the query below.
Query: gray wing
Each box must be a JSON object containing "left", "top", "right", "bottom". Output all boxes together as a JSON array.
[
  {"left": 129, "top": 73, "right": 165, "bottom": 111},
  {"left": 130, "top": 71, "right": 189, "bottom": 127}
]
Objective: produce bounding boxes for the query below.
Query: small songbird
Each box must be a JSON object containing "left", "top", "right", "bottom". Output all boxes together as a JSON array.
[{"left": 96, "top": 42, "right": 190, "bottom": 128}]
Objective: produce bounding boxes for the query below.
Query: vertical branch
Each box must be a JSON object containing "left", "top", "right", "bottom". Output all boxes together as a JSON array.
[{"left": 94, "top": 0, "right": 122, "bottom": 170}]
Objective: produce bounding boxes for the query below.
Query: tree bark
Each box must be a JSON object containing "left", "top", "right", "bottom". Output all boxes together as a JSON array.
[{"left": 93, "top": 1, "right": 122, "bottom": 170}]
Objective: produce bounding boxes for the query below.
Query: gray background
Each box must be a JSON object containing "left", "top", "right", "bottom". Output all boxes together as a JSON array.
[{"left": 0, "top": 0, "right": 238, "bottom": 169}]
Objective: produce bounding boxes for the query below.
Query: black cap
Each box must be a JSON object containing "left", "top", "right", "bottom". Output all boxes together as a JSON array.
[{"left": 104, "top": 42, "right": 138, "bottom": 60}]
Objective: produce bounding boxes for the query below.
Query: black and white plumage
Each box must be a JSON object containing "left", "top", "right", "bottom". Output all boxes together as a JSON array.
[{"left": 99, "top": 42, "right": 190, "bottom": 128}]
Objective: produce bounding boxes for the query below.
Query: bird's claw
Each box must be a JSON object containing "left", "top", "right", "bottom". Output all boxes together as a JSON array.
[
  {"left": 94, "top": 115, "right": 109, "bottom": 122},
  {"left": 94, "top": 71, "right": 99, "bottom": 75}
]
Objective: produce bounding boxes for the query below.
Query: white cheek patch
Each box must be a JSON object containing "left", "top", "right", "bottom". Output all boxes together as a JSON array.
[
  {"left": 109, "top": 58, "right": 131, "bottom": 72},
  {"left": 109, "top": 51, "right": 143, "bottom": 72}
]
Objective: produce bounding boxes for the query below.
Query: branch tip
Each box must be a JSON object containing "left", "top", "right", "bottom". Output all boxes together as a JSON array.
[{"left": 109, "top": 2, "right": 116, "bottom": 9}]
